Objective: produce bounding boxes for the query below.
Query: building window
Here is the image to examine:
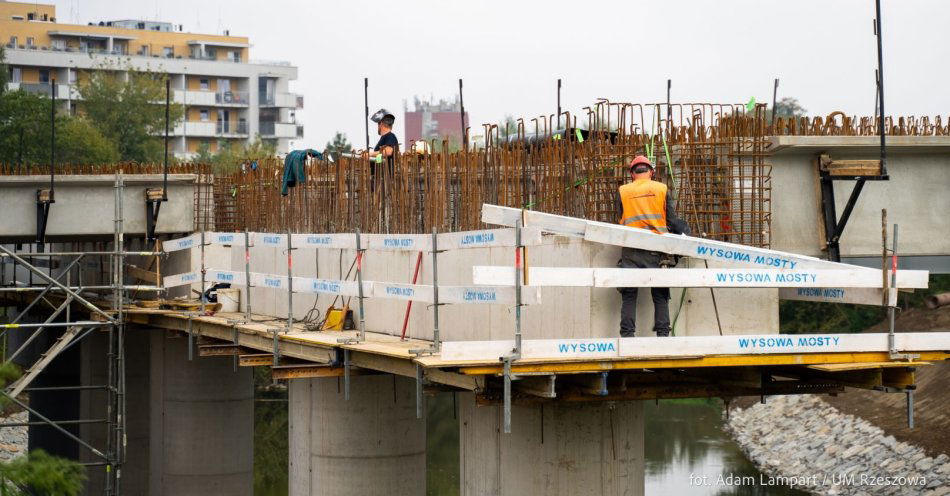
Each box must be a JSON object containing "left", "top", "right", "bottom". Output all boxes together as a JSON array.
[
  {"left": 11, "top": 16, "right": 24, "bottom": 21},
  {"left": 199, "top": 78, "right": 210, "bottom": 90},
  {"left": 52, "top": 39, "right": 65, "bottom": 49},
  {"left": 8, "top": 36, "right": 17, "bottom": 47},
  {"left": 199, "top": 109, "right": 209, "bottom": 121},
  {"left": 10, "top": 67, "right": 21, "bottom": 83},
  {"left": 163, "top": 46, "right": 173, "bottom": 58},
  {"left": 25, "top": 37, "right": 34, "bottom": 47},
  {"left": 229, "top": 50, "right": 240, "bottom": 63},
  {"left": 138, "top": 45, "right": 149, "bottom": 56},
  {"left": 68, "top": 70, "right": 77, "bottom": 84},
  {"left": 205, "top": 47, "right": 217, "bottom": 59},
  {"left": 39, "top": 70, "right": 50, "bottom": 83}
]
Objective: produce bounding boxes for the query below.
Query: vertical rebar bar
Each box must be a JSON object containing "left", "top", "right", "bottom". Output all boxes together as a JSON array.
[
  {"left": 355, "top": 230, "right": 366, "bottom": 342},
  {"left": 244, "top": 229, "right": 252, "bottom": 323},
  {"left": 431, "top": 227, "right": 440, "bottom": 350},
  {"left": 286, "top": 228, "right": 293, "bottom": 336}
]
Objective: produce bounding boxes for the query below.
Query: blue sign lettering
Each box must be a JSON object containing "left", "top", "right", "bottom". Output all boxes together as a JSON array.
[
  {"left": 460, "top": 232, "right": 495, "bottom": 245},
  {"left": 556, "top": 342, "right": 617, "bottom": 353}
]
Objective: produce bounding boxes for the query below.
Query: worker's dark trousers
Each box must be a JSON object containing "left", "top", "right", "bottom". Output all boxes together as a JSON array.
[{"left": 617, "top": 248, "right": 671, "bottom": 337}]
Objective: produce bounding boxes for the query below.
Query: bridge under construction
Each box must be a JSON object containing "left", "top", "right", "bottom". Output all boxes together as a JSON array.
[{"left": 1, "top": 104, "right": 949, "bottom": 495}]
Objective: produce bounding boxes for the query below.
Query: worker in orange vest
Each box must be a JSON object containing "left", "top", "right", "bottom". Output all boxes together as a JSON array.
[{"left": 615, "top": 155, "right": 690, "bottom": 338}]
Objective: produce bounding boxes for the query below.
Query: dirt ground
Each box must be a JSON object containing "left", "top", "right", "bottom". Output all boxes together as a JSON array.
[
  {"left": 730, "top": 305, "right": 950, "bottom": 456},
  {"left": 821, "top": 304, "right": 950, "bottom": 457}
]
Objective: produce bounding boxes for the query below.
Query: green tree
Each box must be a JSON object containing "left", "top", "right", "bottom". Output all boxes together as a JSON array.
[
  {"left": 56, "top": 117, "right": 120, "bottom": 164},
  {"left": 771, "top": 97, "right": 807, "bottom": 118},
  {"left": 0, "top": 46, "right": 8, "bottom": 94},
  {"left": 0, "top": 362, "right": 86, "bottom": 495},
  {"left": 77, "top": 63, "right": 183, "bottom": 162},
  {"left": 323, "top": 131, "right": 352, "bottom": 161},
  {"left": 189, "top": 136, "right": 277, "bottom": 173},
  {"left": 0, "top": 91, "right": 118, "bottom": 166}
]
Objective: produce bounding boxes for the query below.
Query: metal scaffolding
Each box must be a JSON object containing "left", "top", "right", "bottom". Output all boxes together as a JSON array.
[{"left": 0, "top": 173, "right": 163, "bottom": 495}]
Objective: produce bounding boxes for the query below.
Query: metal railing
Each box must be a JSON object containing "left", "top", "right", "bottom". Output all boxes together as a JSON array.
[
  {"left": 215, "top": 91, "right": 249, "bottom": 105},
  {"left": 216, "top": 121, "right": 248, "bottom": 135},
  {"left": 258, "top": 121, "right": 276, "bottom": 136},
  {"left": 258, "top": 121, "right": 296, "bottom": 136}
]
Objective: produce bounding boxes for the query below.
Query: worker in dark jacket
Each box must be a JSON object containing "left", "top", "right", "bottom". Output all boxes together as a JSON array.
[
  {"left": 363, "top": 109, "right": 398, "bottom": 184},
  {"left": 615, "top": 155, "right": 690, "bottom": 338}
]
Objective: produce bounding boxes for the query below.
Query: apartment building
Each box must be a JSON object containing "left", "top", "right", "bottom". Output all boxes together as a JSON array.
[{"left": 1, "top": 0, "right": 303, "bottom": 158}]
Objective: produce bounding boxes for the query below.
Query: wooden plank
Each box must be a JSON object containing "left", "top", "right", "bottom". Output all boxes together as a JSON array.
[
  {"left": 125, "top": 264, "right": 158, "bottom": 284},
  {"left": 198, "top": 344, "right": 246, "bottom": 357},
  {"left": 290, "top": 233, "right": 356, "bottom": 250},
  {"left": 482, "top": 204, "right": 874, "bottom": 272},
  {"left": 437, "top": 286, "right": 540, "bottom": 305},
  {"left": 239, "top": 354, "right": 273, "bottom": 366},
  {"left": 882, "top": 368, "right": 916, "bottom": 390},
  {"left": 254, "top": 232, "right": 288, "bottom": 247},
  {"left": 457, "top": 351, "right": 950, "bottom": 376},
  {"left": 515, "top": 375, "right": 556, "bottom": 398},
  {"left": 292, "top": 277, "right": 365, "bottom": 297},
  {"left": 808, "top": 361, "right": 930, "bottom": 372},
  {"left": 136, "top": 312, "right": 336, "bottom": 364},
  {"left": 425, "top": 368, "right": 486, "bottom": 392},
  {"left": 780, "top": 287, "right": 887, "bottom": 306},
  {"left": 372, "top": 282, "right": 435, "bottom": 303},
  {"left": 348, "top": 351, "right": 418, "bottom": 378},
  {"left": 474, "top": 267, "right": 928, "bottom": 289},
  {"left": 271, "top": 365, "right": 379, "bottom": 380},
  {"left": 440, "top": 333, "right": 950, "bottom": 363},
  {"left": 162, "top": 233, "right": 199, "bottom": 252},
  {"left": 821, "top": 158, "right": 882, "bottom": 176},
  {"left": 163, "top": 271, "right": 198, "bottom": 288},
  {"left": 437, "top": 227, "right": 543, "bottom": 250}
]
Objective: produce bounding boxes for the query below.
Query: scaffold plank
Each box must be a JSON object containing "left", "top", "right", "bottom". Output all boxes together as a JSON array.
[
  {"left": 481, "top": 204, "right": 874, "bottom": 272},
  {"left": 473, "top": 267, "right": 928, "bottom": 289}
]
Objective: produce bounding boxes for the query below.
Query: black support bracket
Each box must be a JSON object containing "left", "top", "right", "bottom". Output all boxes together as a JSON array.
[
  {"left": 35, "top": 189, "right": 54, "bottom": 252},
  {"left": 145, "top": 188, "right": 165, "bottom": 244}
]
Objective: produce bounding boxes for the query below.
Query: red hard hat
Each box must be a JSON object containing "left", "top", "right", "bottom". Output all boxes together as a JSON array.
[{"left": 630, "top": 155, "right": 653, "bottom": 170}]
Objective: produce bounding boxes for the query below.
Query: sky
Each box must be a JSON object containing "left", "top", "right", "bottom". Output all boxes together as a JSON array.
[{"left": 47, "top": 0, "right": 949, "bottom": 150}]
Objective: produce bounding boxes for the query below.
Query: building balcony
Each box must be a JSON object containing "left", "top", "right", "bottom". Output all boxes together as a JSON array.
[
  {"left": 259, "top": 121, "right": 298, "bottom": 139},
  {"left": 260, "top": 92, "right": 303, "bottom": 108},
  {"left": 172, "top": 121, "right": 216, "bottom": 137},
  {"left": 171, "top": 90, "right": 249, "bottom": 107},
  {"left": 215, "top": 91, "right": 249, "bottom": 106},
  {"left": 6, "top": 82, "right": 81, "bottom": 99},
  {"left": 2, "top": 44, "right": 269, "bottom": 67},
  {"left": 217, "top": 121, "right": 249, "bottom": 136},
  {"left": 173, "top": 90, "right": 216, "bottom": 106}
]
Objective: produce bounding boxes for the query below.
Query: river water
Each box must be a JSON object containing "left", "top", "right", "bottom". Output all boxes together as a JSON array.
[{"left": 254, "top": 396, "right": 806, "bottom": 495}]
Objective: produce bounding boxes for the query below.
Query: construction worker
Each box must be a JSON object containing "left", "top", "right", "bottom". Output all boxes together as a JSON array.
[
  {"left": 363, "top": 109, "right": 399, "bottom": 182},
  {"left": 615, "top": 155, "right": 690, "bottom": 338}
]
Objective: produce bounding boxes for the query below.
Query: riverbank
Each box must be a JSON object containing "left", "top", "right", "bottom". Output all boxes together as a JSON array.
[
  {"left": 0, "top": 411, "right": 27, "bottom": 462},
  {"left": 725, "top": 395, "right": 949, "bottom": 495}
]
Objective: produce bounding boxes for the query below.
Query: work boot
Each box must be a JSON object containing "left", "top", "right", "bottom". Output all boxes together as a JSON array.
[
  {"left": 654, "top": 328, "right": 671, "bottom": 337},
  {"left": 620, "top": 329, "right": 636, "bottom": 338}
]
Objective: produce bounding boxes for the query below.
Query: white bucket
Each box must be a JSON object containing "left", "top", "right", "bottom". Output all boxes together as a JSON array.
[{"left": 217, "top": 288, "right": 240, "bottom": 313}]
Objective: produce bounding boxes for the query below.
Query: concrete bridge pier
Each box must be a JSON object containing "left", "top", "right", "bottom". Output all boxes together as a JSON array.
[
  {"left": 288, "top": 375, "right": 426, "bottom": 496},
  {"left": 458, "top": 393, "right": 645, "bottom": 496},
  {"left": 80, "top": 329, "right": 254, "bottom": 495}
]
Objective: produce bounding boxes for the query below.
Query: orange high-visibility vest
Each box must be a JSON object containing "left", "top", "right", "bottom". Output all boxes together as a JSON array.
[{"left": 618, "top": 178, "right": 668, "bottom": 233}]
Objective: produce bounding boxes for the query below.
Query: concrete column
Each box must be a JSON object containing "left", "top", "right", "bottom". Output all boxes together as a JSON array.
[
  {"left": 288, "top": 375, "right": 426, "bottom": 496},
  {"left": 459, "top": 393, "right": 645, "bottom": 496},
  {"left": 149, "top": 331, "right": 254, "bottom": 495}
]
